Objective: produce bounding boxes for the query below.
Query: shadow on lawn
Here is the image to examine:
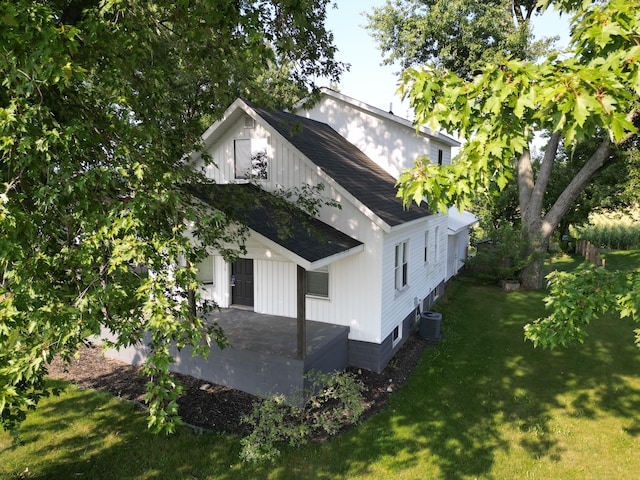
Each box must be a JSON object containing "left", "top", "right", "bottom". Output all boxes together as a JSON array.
[
  {"left": 279, "top": 274, "right": 640, "bottom": 479},
  {"left": 5, "top": 384, "right": 244, "bottom": 480},
  {"left": 9, "top": 273, "right": 640, "bottom": 480}
]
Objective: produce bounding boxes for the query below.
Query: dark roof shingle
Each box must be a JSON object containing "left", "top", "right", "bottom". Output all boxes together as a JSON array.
[
  {"left": 249, "top": 104, "right": 432, "bottom": 227},
  {"left": 192, "top": 183, "right": 363, "bottom": 264}
]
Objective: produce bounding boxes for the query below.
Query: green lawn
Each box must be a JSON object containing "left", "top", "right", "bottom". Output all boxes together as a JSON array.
[{"left": 2, "top": 253, "right": 640, "bottom": 479}]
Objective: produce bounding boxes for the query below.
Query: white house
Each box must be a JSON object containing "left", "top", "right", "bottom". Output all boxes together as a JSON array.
[
  {"left": 297, "top": 89, "right": 477, "bottom": 281},
  {"left": 194, "top": 96, "right": 451, "bottom": 373},
  {"left": 102, "top": 91, "right": 475, "bottom": 399}
]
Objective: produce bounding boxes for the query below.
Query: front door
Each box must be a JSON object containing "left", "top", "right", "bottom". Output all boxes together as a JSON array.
[{"left": 231, "top": 258, "right": 254, "bottom": 307}]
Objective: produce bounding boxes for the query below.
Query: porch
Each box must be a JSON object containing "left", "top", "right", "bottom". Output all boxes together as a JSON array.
[{"left": 101, "top": 309, "right": 350, "bottom": 401}]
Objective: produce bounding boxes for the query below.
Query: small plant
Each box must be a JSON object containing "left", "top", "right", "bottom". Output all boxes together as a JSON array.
[{"left": 239, "top": 370, "right": 365, "bottom": 463}]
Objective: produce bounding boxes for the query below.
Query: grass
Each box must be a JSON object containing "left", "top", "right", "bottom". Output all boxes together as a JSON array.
[{"left": 2, "top": 253, "right": 640, "bottom": 479}]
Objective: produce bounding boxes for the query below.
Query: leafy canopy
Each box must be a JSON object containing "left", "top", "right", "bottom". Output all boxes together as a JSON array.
[
  {"left": 0, "top": 0, "right": 344, "bottom": 434},
  {"left": 366, "top": 0, "right": 549, "bottom": 80},
  {"left": 524, "top": 265, "right": 640, "bottom": 349},
  {"left": 396, "top": 0, "right": 640, "bottom": 214}
]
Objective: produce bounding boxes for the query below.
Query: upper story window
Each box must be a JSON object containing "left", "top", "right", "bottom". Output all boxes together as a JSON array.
[
  {"left": 395, "top": 240, "right": 409, "bottom": 291},
  {"left": 434, "top": 226, "right": 440, "bottom": 262},
  {"left": 234, "top": 138, "right": 268, "bottom": 180},
  {"left": 306, "top": 266, "right": 329, "bottom": 298}
]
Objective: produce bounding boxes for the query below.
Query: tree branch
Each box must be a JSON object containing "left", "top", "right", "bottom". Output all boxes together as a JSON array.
[
  {"left": 527, "top": 131, "right": 561, "bottom": 227},
  {"left": 517, "top": 148, "right": 534, "bottom": 224},
  {"left": 542, "top": 136, "right": 612, "bottom": 239},
  {"left": 511, "top": 1, "right": 525, "bottom": 26}
]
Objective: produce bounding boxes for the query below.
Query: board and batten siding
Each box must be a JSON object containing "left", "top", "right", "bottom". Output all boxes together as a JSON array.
[
  {"left": 301, "top": 94, "right": 453, "bottom": 178},
  {"left": 380, "top": 213, "right": 448, "bottom": 342},
  {"left": 305, "top": 241, "right": 383, "bottom": 343},
  {"left": 253, "top": 260, "right": 296, "bottom": 317},
  {"left": 205, "top": 245, "right": 384, "bottom": 343},
  {"left": 199, "top": 112, "right": 387, "bottom": 343},
  {"left": 202, "top": 116, "right": 272, "bottom": 183}
]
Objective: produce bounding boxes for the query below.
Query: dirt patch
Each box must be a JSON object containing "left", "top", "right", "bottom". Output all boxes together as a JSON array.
[{"left": 48, "top": 332, "right": 434, "bottom": 437}]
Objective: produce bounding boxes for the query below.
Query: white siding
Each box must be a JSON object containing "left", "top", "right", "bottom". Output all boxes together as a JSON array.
[
  {"left": 301, "top": 95, "right": 453, "bottom": 178},
  {"left": 200, "top": 111, "right": 388, "bottom": 341},
  {"left": 305, "top": 236, "right": 383, "bottom": 343},
  {"left": 380, "top": 214, "right": 448, "bottom": 341},
  {"left": 202, "top": 116, "right": 274, "bottom": 183},
  {"left": 254, "top": 260, "right": 296, "bottom": 316},
  {"left": 447, "top": 228, "right": 470, "bottom": 280},
  {"left": 197, "top": 100, "right": 453, "bottom": 345}
]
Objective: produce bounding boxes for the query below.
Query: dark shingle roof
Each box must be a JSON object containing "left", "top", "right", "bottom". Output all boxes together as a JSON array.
[
  {"left": 249, "top": 104, "right": 432, "bottom": 227},
  {"left": 192, "top": 183, "right": 363, "bottom": 264}
]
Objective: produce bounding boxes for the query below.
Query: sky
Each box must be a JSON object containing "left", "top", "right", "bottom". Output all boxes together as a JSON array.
[{"left": 324, "top": 1, "right": 571, "bottom": 118}]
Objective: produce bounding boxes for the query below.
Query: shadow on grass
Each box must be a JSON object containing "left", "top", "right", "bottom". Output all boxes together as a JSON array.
[
  {"left": 4, "top": 270, "right": 639, "bottom": 479},
  {"left": 1, "top": 382, "right": 280, "bottom": 480},
  {"left": 276, "top": 273, "right": 640, "bottom": 479}
]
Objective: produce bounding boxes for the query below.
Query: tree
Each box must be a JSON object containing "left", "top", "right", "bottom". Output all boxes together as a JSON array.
[
  {"left": 366, "top": 0, "right": 552, "bottom": 80},
  {"left": 524, "top": 265, "right": 640, "bottom": 350},
  {"left": 0, "top": 0, "right": 344, "bottom": 435},
  {"left": 395, "top": 0, "right": 640, "bottom": 289},
  {"left": 473, "top": 136, "right": 638, "bottom": 245}
]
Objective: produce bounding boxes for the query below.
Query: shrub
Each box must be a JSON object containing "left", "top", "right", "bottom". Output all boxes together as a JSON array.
[
  {"left": 239, "top": 370, "right": 365, "bottom": 463},
  {"left": 466, "top": 225, "right": 533, "bottom": 282}
]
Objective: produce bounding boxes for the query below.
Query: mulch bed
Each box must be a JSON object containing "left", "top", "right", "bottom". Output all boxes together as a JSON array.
[{"left": 48, "top": 332, "right": 434, "bottom": 437}]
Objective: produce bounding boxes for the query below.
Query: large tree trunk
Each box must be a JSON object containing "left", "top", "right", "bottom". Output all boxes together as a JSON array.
[
  {"left": 521, "top": 235, "right": 548, "bottom": 289},
  {"left": 518, "top": 134, "right": 614, "bottom": 289}
]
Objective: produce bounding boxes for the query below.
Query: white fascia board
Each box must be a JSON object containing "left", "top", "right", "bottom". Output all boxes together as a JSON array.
[
  {"left": 387, "top": 213, "right": 435, "bottom": 233},
  {"left": 247, "top": 229, "right": 364, "bottom": 271},
  {"left": 316, "top": 88, "right": 461, "bottom": 147},
  {"left": 200, "top": 98, "right": 256, "bottom": 150}
]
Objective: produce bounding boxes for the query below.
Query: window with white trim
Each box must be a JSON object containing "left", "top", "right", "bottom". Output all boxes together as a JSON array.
[
  {"left": 234, "top": 138, "right": 268, "bottom": 179},
  {"left": 394, "top": 241, "right": 408, "bottom": 290},
  {"left": 438, "top": 148, "right": 443, "bottom": 165},
  {"left": 196, "top": 256, "right": 215, "bottom": 286},
  {"left": 392, "top": 324, "right": 402, "bottom": 347},
  {"left": 434, "top": 226, "right": 440, "bottom": 262},
  {"left": 306, "top": 266, "right": 329, "bottom": 298}
]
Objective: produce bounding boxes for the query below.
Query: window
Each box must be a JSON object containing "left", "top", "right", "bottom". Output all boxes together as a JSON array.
[
  {"left": 392, "top": 324, "right": 402, "bottom": 347},
  {"left": 434, "top": 226, "right": 440, "bottom": 262},
  {"left": 196, "top": 256, "right": 215, "bottom": 286},
  {"left": 394, "top": 241, "right": 408, "bottom": 290},
  {"left": 424, "top": 230, "right": 429, "bottom": 264},
  {"left": 438, "top": 149, "right": 443, "bottom": 165},
  {"left": 306, "top": 267, "right": 329, "bottom": 298},
  {"left": 234, "top": 138, "right": 268, "bottom": 179}
]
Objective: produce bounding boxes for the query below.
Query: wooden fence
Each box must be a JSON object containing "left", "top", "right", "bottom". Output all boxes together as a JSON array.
[{"left": 576, "top": 239, "right": 606, "bottom": 268}]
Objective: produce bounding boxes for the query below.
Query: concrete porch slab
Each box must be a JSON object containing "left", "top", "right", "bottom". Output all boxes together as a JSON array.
[{"left": 98, "top": 309, "right": 350, "bottom": 401}]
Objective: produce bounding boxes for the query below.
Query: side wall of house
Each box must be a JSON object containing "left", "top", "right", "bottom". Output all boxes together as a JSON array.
[
  {"left": 199, "top": 114, "right": 386, "bottom": 344},
  {"left": 380, "top": 213, "right": 448, "bottom": 342},
  {"left": 300, "top": 95, "right": 453, "bottom": 178},
  {"left": 446, "top": 228, "right": 471, "bottom": 280},
  {"left": 347, "top": 212, "right": 448, "bottom": 372}
]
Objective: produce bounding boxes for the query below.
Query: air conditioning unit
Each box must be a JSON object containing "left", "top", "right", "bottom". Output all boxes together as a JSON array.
[{"left": 419, "top": 311, "right": 443, "bottom": 343}]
